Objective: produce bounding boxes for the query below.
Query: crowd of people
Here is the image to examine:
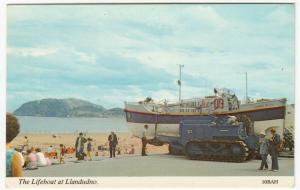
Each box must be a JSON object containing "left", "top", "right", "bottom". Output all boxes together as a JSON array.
[
  {"left": 11, "top": 143, "right": 74, "bottom": 171},
  {"left": 18, "top": 133, "right": 138, "bottom": 168},
  {"left": 6, "top": 113, "right": 139, "bottom": 177},
  {"left": 74, "top": 131, "right": 137, "bottom": 160}
]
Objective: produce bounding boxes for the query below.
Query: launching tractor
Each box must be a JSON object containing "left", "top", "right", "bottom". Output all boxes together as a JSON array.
[{"left": 156, "top": 115, "right": 259, "bottom": 162}]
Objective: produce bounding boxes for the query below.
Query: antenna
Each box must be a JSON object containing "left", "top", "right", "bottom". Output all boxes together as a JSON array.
[
  {"left": 178, "top": 64, "right": 184, "bottom": 102},
  {"left": 246, "top": 72, "right": 248, "bottom": 103}
]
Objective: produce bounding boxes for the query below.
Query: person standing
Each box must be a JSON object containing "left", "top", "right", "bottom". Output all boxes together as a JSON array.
[
  {"left": 59, "top": 144, "right": 66, "bottom": 164},
  {"left": 269, "top": 128, "right": 281, "bottom": 171},
  {"left": 108, "top": 132, "right": 118, "bottom": 158},
  {"left": 23, "top": 136, "right": 29, "bottom": 151},
  {"left": 6, "top": 113, "right": 23, "bottom": 177},
  {"left": 75, "top": 132, "right": 87, "bottom": 160},
  {"left": 87, "top": 138, "right": 92, "bottom": 161},
  {"left": 141, "top": 125, "right": 148, "bottom": 156},
  {"left": 258, "top": 132, "right": 269, "bottom": 170}
]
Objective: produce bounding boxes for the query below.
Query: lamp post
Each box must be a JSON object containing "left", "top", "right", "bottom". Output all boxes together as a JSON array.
[
  {"left": 178, "top": 64, "right": 184, "bottom": 102},
  {"left": 246, "top": 72, "right": 248, "bottom": 103}
]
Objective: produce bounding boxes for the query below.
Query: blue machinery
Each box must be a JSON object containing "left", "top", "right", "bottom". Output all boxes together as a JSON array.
[{"left": 156, "top": 116, "right": 259, "bottom": 162}]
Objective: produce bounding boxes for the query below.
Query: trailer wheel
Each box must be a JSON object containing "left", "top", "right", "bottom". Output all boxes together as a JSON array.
[{"left": 169, "top": 144, "right": 183, "bottom": 155}]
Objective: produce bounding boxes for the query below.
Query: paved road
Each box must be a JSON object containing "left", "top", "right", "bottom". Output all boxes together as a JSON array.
[{"left": 25, "top": 154, "right": 294, "bottom": 177}]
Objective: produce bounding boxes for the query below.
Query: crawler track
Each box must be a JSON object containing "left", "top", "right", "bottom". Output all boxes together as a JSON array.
[{"left": 184, "top": 140, "right": 249, "bottom": 162}]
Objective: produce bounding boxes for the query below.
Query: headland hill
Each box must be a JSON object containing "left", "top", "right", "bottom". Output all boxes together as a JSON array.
[{"left": 13, "top": 98, "right": 125, "bottom": 118}]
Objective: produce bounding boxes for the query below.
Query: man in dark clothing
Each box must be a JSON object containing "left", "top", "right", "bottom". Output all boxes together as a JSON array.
[
  {"left": 141, "top": 125, "right": 148, "bottom": 156},
  {"left": 269, "top": 128, "right": 281, "bottom": 171},
  {"left": 108, "top": 132, "right": 118, "bottom": 158},
  {"left": 75, "top": 132, "right": 87, "bottom": 160}
]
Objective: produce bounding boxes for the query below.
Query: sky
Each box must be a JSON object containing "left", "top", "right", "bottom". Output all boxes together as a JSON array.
[{"left": 6, "top": 4, "right": 295, "bottom": 112}]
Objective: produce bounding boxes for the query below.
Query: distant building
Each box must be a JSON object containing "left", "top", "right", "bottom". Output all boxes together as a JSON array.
[{"left": 285, "top": 104, "right": 295, "bottom": 136}]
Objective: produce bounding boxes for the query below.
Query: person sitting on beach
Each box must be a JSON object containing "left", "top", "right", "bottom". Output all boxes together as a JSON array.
[
  {"left": 44, "top": 153, "right": 52, "bottom": 166},
  {"left": 104, "top": 143, "right": 108, "bottom": 151},
  {"left": 65, "top": 147, "right": 69, "bottom": 154},
  {"left": 47, "top": 145, "right": 53, "bottom": 154},
  {"left": 87, "top": 138, "right": 92, "bottom": 161},
  {"left": 6, "top": 113, "right": 23, "bottom": 177},
  {"left": 65, "top": 147, "right": 71, "bottom": 154},
  {"left": 43, "top": 153, "right": 52, "bottom": 166},
  {"left": 129, "top": 145, "right": 135, "bottom": 155},
  {"left": 35, "top": 148, "right": 48, "bottom": 167},
  {"left": 48, "top": 149, "right": 57, "bottom": 159},
  {"left": 117, "top": 147, "right": 121, "bottom": 155},
  {"left": 26, "top": 148, "right": 38, "bottom": 170},
  {"left": 59, "top": 144, "right": 66, "bottom": 164}
]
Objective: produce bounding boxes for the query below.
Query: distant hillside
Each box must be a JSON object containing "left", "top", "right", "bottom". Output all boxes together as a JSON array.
[
  {"left": 14, "top": 98, "right": 124, "bottom": 118},
  {"left": 103, "top": 108, "right": 125, "bottom": 117}
]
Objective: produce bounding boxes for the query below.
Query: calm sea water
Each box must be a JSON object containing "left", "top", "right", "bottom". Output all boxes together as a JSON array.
[{"left": 17, "top": 116, "right": 128, "bottom": 134}]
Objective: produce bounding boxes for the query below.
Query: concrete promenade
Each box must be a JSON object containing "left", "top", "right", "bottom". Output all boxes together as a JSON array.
[{"left": 24, "top": 154, "right": 294, "bottom": 177}]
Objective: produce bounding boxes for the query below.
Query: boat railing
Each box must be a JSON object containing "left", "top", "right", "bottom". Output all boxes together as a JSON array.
[
  {"left": 249, "top": 98, "right": 286, "bottom": 104},
  {"left": 145, "top": 104, "right": 217, "bottom": 114},
  {"left": 126, "top": 100, "right": 231, "bottom": 113},
  {"left": 241, "top": 98, "right": 287, "bottom": 109}
]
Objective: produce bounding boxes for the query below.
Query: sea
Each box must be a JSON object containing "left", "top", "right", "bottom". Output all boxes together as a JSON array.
[{"left": 16, "top": 116, "right": 128, "bottom": 134}]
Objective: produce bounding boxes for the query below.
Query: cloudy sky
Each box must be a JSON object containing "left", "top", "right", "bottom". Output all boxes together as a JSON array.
[{"left": 7, "top": 4, "right": 294, "bottom": 112}]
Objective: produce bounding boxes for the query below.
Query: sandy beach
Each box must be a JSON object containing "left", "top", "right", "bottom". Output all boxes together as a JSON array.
[{"left": 10, "top": 132, "right": 169, "bottom": 157}]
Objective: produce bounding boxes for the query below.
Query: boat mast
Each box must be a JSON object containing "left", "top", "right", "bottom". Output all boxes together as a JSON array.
[{"left": 178, "top": 64, "right": 184, "bottom": 102}]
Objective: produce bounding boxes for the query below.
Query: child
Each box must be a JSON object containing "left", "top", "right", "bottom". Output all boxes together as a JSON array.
[
  {"left": 87, "top": 138, "right": 92, "bottom": 161},
  {"left": 129, "top": 145, "right": 135, "bottom": 154},
  {"left": 59, "top": 144, "right": 65, "bottom": 164},
  {"left": 258, "top": 131, "right": 269, "bottom": 170}
]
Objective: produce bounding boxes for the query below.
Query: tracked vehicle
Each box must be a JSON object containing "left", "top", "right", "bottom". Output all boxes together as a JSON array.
[{"left": 156, "top": 115, "right": 259, "bottom": 162}]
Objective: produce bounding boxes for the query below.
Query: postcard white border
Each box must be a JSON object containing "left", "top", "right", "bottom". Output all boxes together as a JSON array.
[
  {"left": 2, "top": 0, "right": 298, "bottom": 4},
  {"left": 4, "top": 176, "right": 295, "bottom": 188},
  {"left": 0, "top": 0, "right": 298, "bottom": 189}
]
